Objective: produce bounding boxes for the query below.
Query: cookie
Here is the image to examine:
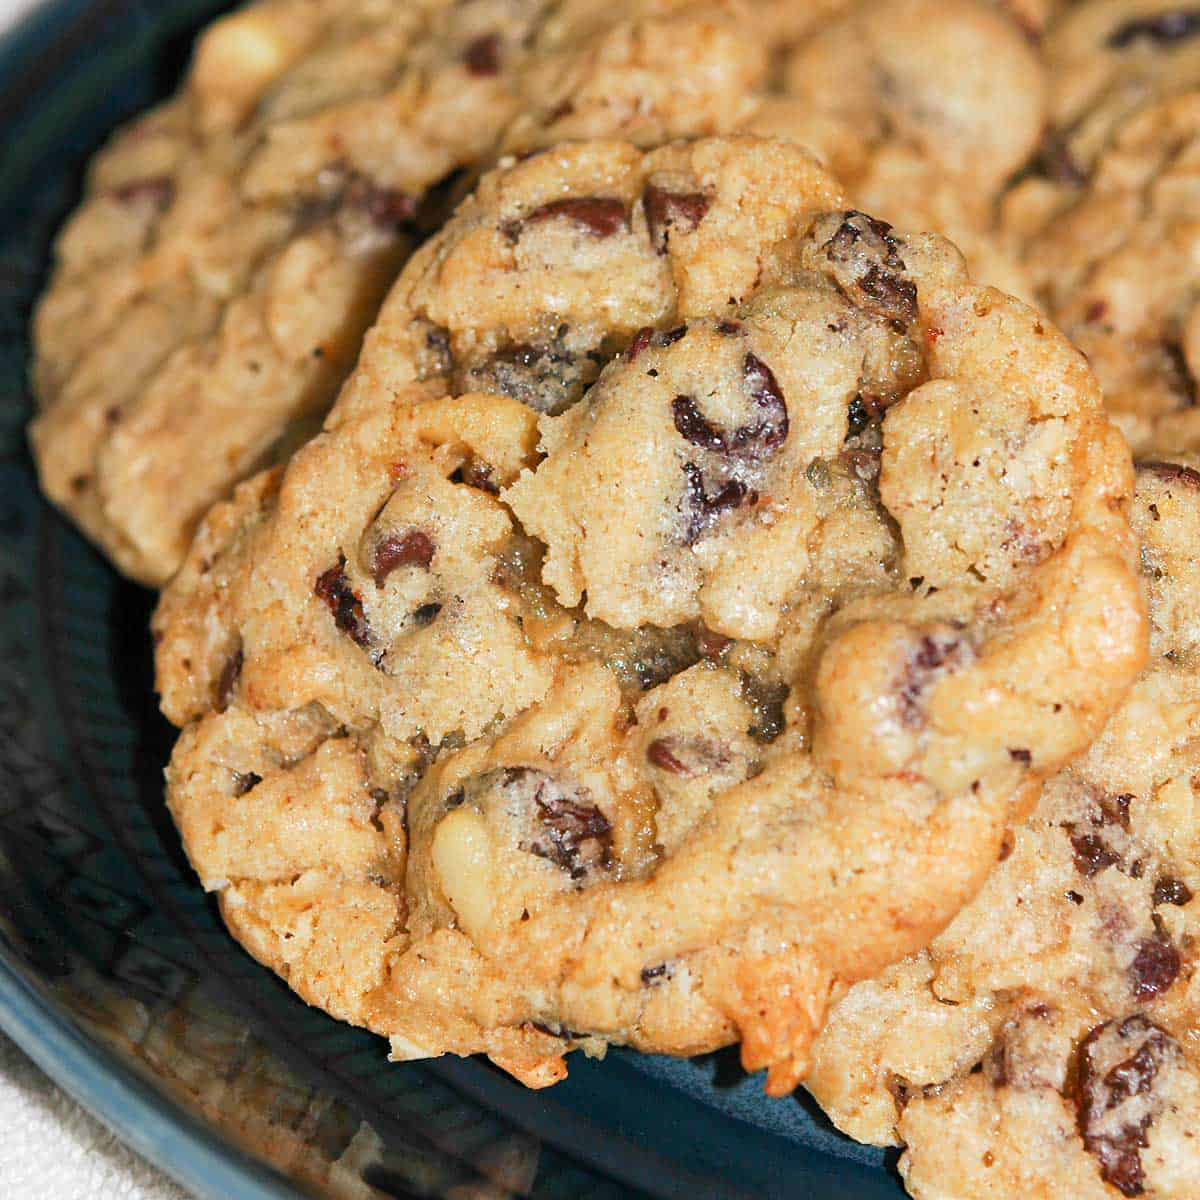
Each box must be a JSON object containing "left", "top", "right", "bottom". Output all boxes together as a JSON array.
[
  {"left": 1005, "top": 93, "right": 1200, "bottom": 454},
  {"left": 1037, "top": 0, "right": 1200, "bottom": 184},
  {"left": 745, "top": 0, "right": 1045, "bottom": 300},
  {"left": 806, "top": 459, "right": 1200, "bottom": 1195},
  {"left": 30, "top": 0, "right": 770, "bottom": 585},
  {"left": 153, "top": 136, "right": 1144, "bottom": 1096}
]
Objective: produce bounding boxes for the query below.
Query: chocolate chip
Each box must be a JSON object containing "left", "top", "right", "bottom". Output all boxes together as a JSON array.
[
  {"left": 463, "top": 32, "right": 502, "bottom": 75},
  {"left": 452, "top": 456, "right": 499, "bottom": 495},
  {"left": 232, "top": 771, "right": 262, "bottom": 797},
  {"left": 1008, "top": 748, "right": 1032, "bottom": 764},
  {"left": 680, "top": 463, "right": 749, "bottom": 544},
  {"left": 858, "top": 265, "right": 919, "bottom": 325},
  {"left": 412, "top": 602, "right": 442, "bottom": 627},
  {"left": 640, "top": 962, "right": 671, "bottom": 985},
  {"left": 1153, "top": 876, "right": 1193, "bottom": 907},
  {"left": 466, "top": 335, "right": 597, "bottom": 414},
  {"left": 1129, "top": 937, "right": 1181, "bottom": 1000},
  {"left": 740, "top": 674, "right": 789, "bottom": 744},
  {"left": 1108, "top": 8, "right": 1200, "bottom": 48},
  {"left": 515, "top": 197, "right": 629, "bottom": 239},
  {"left": 1067, "top": 889, "right": 1085, "bottom": 905},
  {"left": 1074, "top": 1017, "right": 1183, "bottom": 1197},
  {"left": 112, "top": 175, "right": 174, "bottom": 208},
  {"left": 216, "top": 647, "right": 243, "bottom": 712},
  {"left": 821, "top": 211, "right": 918, "bottom": 325},
  {"left": 716, "top": 320, "right": 744, "bottom": 336},
  {"left": 315, "top": 556, "right": 372, "bottom": 649},
  {"left": 1136, "top": 460, "right": 1200, "bottom": 488},
  {"left": 1071, "top": 833, "right": 1121, "bottom": 877},
  {"left": 511, "top": 768, "right": 612, "bottom": 881},
  {"left": 643, "top": 184, "right": 711, "bottom": 253},
  {"left": 373, "top": 530, "right": 435, "bottom": 587},
  {"left": 671, "top": 353, "right": 788, "bottom": 460},
  {"left": 898, "top": 630, "right": 974, "bottom": 728},
  {"left": 627, "top": 326, "right": 655, "bottom": 362},
  {"left": 647, "top": 738, "right": 688, "bottom": 774}
]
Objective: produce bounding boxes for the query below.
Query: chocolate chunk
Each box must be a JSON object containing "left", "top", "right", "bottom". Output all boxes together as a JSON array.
[
  {"left": 643, "top": 184, "right": 711, "bottom": 253},
  {"left": 1108, "top": 8, "right": 1200, "bottom": 48},
  {"left": 232, "top": 771, "right": 262, "bottom": 797},
  {"left": 373, "top": 530, "right": 435, "bottom": 587},
  {"left": 463, "top": 32, "right": 502, "bottom": 75},
  {"left": 315, "top": 556, "right": 372, "bottom": 649},
  {"left": 1075, "top": 1017, "right": 1183, "bottom": 1197},
  {"left": 216, "top": 647, "right": 243, "bottom": 712},
  {"left": 1129, "top": 937, "right": 1181, "bottom": 999},
  {"left": 112, "top": 175, "right": 174, "bottom": 209},
  {"left": 1137, "top": 459, "right": 1200, "bottom": 489},
  {"left": 696, "top": 625, "right": 732, "bottom": 659},
  {"left": 1153, "top": 876, "right": 1193, "bottom": 906},
  {"left": 517, "top": 197, "right": 629, "bottom": 239}
]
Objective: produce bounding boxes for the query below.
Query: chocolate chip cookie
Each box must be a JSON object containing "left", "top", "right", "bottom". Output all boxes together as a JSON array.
[
  {"left": 807, "top": 458, "right": 1200, "bottom": 1197},
  {"left": 151, "top": 136, "right": 1145, "bottom": 1097},
  {"left": 31, "top": 0, "right": 770, "bottom": 585}
]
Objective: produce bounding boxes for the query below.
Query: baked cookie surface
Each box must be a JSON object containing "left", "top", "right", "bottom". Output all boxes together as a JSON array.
[
  {"left": 807, "top": 458, "right": 1200, "bottom": 1197},
  {"left": 1005, "top": 91, "right": 1200, "bottom": 456},
  {"left": 30, "top": 0, "right": 770, "bottom": 585},
  {"left": 153, "top": 136, "right": 1145, "bottom": 1096}
]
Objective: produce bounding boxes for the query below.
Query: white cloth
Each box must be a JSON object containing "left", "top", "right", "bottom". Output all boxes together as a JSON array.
[
  {"left": 0, "top": 1035, "right": 189, "bottom": 1200},
  {"left": 1, "top": 0, "right": 190, "bottom": 1194}
]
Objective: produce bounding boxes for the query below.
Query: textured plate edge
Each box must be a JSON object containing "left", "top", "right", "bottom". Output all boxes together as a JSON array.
[{"left": 0, "top": 950, "right": 311, "bottom": 1200}]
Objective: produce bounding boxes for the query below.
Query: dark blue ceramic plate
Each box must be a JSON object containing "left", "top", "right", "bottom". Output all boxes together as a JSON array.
[{"left": 0, "top": 6, "right": 905, "bottom": 1196}]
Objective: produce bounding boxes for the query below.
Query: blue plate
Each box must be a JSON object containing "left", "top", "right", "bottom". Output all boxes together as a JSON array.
[{"left": 0, "top": 5, "right": 904, "bottom": 1196}]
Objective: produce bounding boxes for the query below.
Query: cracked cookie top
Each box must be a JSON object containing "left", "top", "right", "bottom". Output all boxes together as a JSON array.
[
  {"left": 153, "top": 136, "right": 1144, "bottom": 1097},
  {"left": 806, "top": 458, "right": 1200, "bottom": 1198}
]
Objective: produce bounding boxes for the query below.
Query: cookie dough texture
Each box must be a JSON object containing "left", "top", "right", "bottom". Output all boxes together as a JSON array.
[
  {"left": 154, "top": 137, "right": 1145, "bottom": 1096},
  {"left": 806, "top": 459, "right": 1200, "bottom": 1197},
  {"left": 30, "top": 0, "right": 770, "bottom": 586}
]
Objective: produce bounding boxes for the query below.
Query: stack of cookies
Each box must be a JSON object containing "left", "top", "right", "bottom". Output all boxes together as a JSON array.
[{"left": 28, "top": 1, "right": 1200, "bottom": 1194}]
